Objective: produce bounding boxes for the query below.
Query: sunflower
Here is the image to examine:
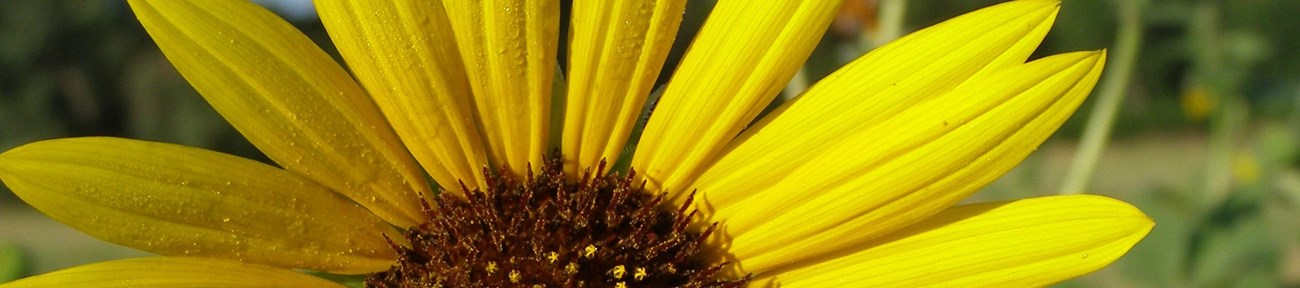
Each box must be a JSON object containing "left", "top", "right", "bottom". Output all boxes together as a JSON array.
[{"left": 0, "top": 0, "right": 1152, "bottom": 287}]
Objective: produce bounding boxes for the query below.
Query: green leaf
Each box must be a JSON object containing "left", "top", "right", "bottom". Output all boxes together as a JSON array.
[{"left": 0, "top": 241, "right": 25, "bottom": 283}]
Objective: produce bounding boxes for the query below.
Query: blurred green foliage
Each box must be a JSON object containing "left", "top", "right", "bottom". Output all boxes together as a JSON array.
[
  {"left": 0, "top": 241, "right": 22, "bottom": 283},
  {"left": 2, "top": 0, "right": 1300, "bottom": 287}
]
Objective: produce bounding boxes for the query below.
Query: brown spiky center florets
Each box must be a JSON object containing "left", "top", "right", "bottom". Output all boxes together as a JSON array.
[{"left": 365, "top": 157, "right": 748, "bottom": 288}]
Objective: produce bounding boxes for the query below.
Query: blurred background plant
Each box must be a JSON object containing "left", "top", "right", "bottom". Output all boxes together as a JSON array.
[{"left": 3, "top": 0, "right": 1299, "bottom": 286}]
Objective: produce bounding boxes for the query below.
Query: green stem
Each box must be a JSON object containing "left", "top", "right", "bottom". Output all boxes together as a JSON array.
[
  {"left": 1191, "top": 1, "right": 1241, "bottom": 212},
  {"left": 868, "top": 0, "right": 907, "bottom": 48},
  {"left": 1059, "top": 0, "right": 1146, "bottom": 195}
]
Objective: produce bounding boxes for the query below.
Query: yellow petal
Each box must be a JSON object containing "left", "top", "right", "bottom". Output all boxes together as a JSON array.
[
  {"left": 631, "top": 0, "right": 844, "bottom": 194},
  {"left": 720, "top": 51, "right": 1107, "bottom": 272},
  {"left": 694, "top": 0, "right": 1060, "bottom": 207},
  {"left": 753, "top": 195, "right": 1153, "bottom": 287},
  {"left": 0, "top": 138, "right": 398, "bottom": 274},
  {"left": 0, "top": 257, "right": 345, "bottom": 288},
  {"left": 442, "top": 0, "right": 559, "bottom": 176},
  {"left": 562, "top": 0, "right": 687, "bottom": 176},
  {"left": 129, "top": 0, "right": 429, "bottom": 227},
  {"left": 316, "top": 1, "right": 489, "bottom": 191}
]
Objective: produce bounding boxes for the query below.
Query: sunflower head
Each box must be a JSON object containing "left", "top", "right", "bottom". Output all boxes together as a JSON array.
[{"left": 367, "top": 157, "right": 746, "bottom": 287}]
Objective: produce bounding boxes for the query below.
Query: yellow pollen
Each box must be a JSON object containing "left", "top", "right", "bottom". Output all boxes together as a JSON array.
[
  {"left": 485, "top": 262, "right": 498, "bottom": 274},
  {"left": 582, "top": 244, "right": 598, "bottom": 258},
  {"left": 633, "top": 267, "right": 647, "bottom": 281},
  {"left": 509, "top": 270, "right": 522, "bottom": 283},
  {"left": 615, "top": 282, "right": 627, "bottom": 288},
  {"left": 610, "top": 265, "right": 626, "bottom": 279},
  {"left": 564, "top": 262, "right": 579, "bottom": 275},
  {"left": 546, "top": 251, "right": 559, "bottom": 263}
]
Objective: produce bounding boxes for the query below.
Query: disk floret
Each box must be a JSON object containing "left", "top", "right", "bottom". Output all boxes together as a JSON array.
[{"left": 365, "top": 157, "right": 748, "bottom": 287}]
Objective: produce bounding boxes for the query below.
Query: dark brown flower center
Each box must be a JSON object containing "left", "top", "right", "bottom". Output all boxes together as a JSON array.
[{"left": 364, "top": 156, "right": 748, "bottom": 287}]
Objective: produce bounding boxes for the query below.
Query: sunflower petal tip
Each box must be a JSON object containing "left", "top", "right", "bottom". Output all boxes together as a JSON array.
[
  {"left": 0, "top": 140, "right": 42, "bottom": 170},
  {"left": 1076, "top": 193, "right": 1155, "bottom": 232},
  {"left": 1024, "top": 0, "right": 1062, "bottom": 19}
]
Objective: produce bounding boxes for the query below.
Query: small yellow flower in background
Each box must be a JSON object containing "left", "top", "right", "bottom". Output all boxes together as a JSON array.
[
  {"left": 0, "top": 0, "right": 1152, "bottom": 287},
  {"left": 1181, "top": 84, "right": 1215, "bottom": 122},
  {"left": 1234, "top": 152, "right": 1261, "bottom": 185}
]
